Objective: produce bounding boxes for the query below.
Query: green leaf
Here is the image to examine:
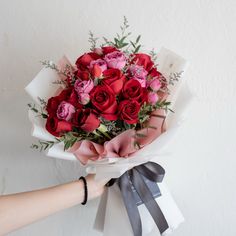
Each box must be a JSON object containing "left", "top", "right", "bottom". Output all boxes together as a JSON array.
[
  {"left": 136, "top": 35, "right": 141, "bottom": 43},
  {"left": 130, "top": 41, "right": 136, "bottom": 48},
  {"left": 133, "top": 45, "right": 141, "bottom": 54}
]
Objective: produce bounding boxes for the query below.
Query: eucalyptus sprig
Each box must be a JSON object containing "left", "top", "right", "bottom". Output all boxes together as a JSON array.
[
  {"left": 113, "top": 16, "right": 131, "bottom": 49},
  {"left": 58, "top": 132, "right": 80, "bottom": 151},
  {"left": 27, "top": 103, "right": 48, "bottom": 119},
  {"left": 130, "top": 35, "right": 142, "bottom": 54},
  {"left": 154, "top": 100, "right": 173, "bottom": 113},
  {"left": 31, "top": 140, "right": 56, "bottom": 151}
]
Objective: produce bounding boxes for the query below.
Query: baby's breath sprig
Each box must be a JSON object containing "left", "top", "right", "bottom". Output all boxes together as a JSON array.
[
  {"left": 37, "top": 97, "right": 47, "bottom": 109},
  {"left": 149, "top": 48, "right": 158, "bottom": 64},
  {"left": 88, "top": 31, "right": 99, "bottom": 51},
  {"left": 169, "top": 71, "right": 183, "bottom": 86}
]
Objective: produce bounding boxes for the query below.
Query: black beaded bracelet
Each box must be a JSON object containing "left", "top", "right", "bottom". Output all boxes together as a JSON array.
[{"left": 79, "top": 176, "right": 88, "bottom": 205}]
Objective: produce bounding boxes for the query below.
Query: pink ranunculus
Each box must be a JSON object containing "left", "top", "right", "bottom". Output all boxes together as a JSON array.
[
  {"left": 129, "top": 64, "right": 148, "bottom": 88},
  {"left": 89, "top": 59, "right": 107, "bottom": 72},
  {"left": 74, "top": 79, "right": 94, "bottom": 95},
  {"left": 148, "top": 78, "right": 161, "bottom": 92},
  {"left": 78, "top": 93, "right": 90, "bottom": 105},
  {"left": 148, "top": 92, "right": 159, "bottom": 105},
  {"left": 104, "top": 51, "right": 126, "bottom": 70},
  {"left": 57, "top": 101, "right": 75, "bottom": 121}
]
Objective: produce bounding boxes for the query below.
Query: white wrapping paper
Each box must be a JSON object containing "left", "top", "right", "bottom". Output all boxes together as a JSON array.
[{"left": 25, "top": 48, "right": 192, "bottom": 235}]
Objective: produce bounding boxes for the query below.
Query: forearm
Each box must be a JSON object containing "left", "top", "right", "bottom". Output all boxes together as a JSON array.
[{"left": 0, "top": 179, "right": 98, "bottom": 235}]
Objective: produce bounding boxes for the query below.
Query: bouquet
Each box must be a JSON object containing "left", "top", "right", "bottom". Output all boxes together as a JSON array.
[{"left": 25, "top": 17, "right": 191, "bottom": 235}]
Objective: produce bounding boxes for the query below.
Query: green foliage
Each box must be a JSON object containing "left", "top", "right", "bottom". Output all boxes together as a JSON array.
[
  {"left": 88, "top": 31, "right": 99, "bottom": 51},
  {"left": 27, "top": 103, "right": 48, "bottom": 119},
  {"left": 58, "top": 132, "right": 80, "bottom": 151},
  {"left": 169, "top": 71, "right": 183, "bottom": 85},
  {"left": 130, "top": 35, "right": 142, "bottom": 54},
  {"left": 40, "top": 61, "right": 73, "bottom": 86},
  {"left": 31, "top": 140, "right": 55, "bottom": 152},
  {"left": 149, "top": 48, "right": 158, "bottom": 63}
]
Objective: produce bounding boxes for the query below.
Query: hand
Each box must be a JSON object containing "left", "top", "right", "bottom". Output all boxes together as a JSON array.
[{"left": 85, "top": 174, "right": 110, "bottom": 200}]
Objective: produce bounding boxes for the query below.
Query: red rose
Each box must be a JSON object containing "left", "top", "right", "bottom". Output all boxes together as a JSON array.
[
  {"left": 149, "top": 68, "right": 162, "bottom": 79},
  {"left": 122, "top": 79, "right": 148, "bottom": 104},
  {"left": 46, "top": 89, "right": 71, "bottom": 115},
  {"left": 57, "top": 88, "right": 73, "bottom": 100},
  {"left": 46, "top": 88, "right": 81, "bottom": 115},
  {"left": 102, "top": 46, "right": 118, "bottom": 55},
  {"left": 73, "top": 108, "right": 100, "bottom": 132},
  {"left": 75, "top": 53, "right": 100, "bottom": 71},
  {"left": 132, "top": 53, "right": 154, "bottom": 72},
  {"left": 46, "top": 116, "right": 72, "bottom": 137},
  {"left": 46, "top": 97, "right": 61, "bottom": 115},
  {"left": 75, "top": 70, "right": 90, "bottom": 80},
  {"left": 90, "top": 84, "right": 117, "bottom": 120},
  {"left": 67, "top": 89, "right": 82, "bottom": 108},
  {"left": 119, "top": 100, "right": 140, "bottom": 124},
  {"left": 102, "top": 68, "right": 125, "bottom": 94}
]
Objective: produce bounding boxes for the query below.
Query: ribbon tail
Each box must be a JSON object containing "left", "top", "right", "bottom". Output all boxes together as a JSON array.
[
  {"left": 119, "top": 172, "right": 142, "bottom": 236},
  {"left": 132, "top": 169, "right": 169, "bottom": 234},
  {"left": 93, "top": 188, "right": 108, "bottom": 232}
]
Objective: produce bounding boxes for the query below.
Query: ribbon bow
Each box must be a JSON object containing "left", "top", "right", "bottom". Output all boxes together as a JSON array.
[{"left": 106, "top": 162, "right": 169, "bottom": 236}]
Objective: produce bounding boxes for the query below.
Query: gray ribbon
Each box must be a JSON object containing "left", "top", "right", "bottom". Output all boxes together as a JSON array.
[{"left": 106, "top": 162, "right": 169, "bottom": 236}]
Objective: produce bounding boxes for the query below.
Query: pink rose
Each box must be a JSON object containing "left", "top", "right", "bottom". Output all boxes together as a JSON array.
[
  {"left": 74, "top": 79, "right": 94, "bottom": 95},
  {"left": 148, "top": 92, "right": 159, "bottom": 105},
  {"left": 148, "top": 78, "right": 161, "bottom": 91},
  {"left": 89, "top": 59, "right": 107, "bottom": 72},
  {"left": 57, "top": 101, "right": 75, "bottom": 121},
  {"left": 129, "top": 64, "right": 148, "bottom": 88},
  {"left": 104, "top": 51, "right": 126, "bottom": 70},
  {"left": 78, "top": 93, "right": 90, "bottom": 105}
]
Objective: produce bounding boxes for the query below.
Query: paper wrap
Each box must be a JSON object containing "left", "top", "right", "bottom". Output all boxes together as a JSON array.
[{"left": 25, "top": 48, "right": 192, "bottom": 235}]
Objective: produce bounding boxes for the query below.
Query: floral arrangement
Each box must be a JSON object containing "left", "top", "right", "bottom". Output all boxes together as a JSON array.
[
  {"left": 29, "top": 17, "right": 175, "bottom": 153},
  {"left": 26, "top": 17, "right": 188, "bottom": 235}
]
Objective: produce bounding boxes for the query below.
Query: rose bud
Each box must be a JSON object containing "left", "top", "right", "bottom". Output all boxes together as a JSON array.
[
  {"left": 148, "top": 78, "right": 161, "bottom": 91},
  {"left": 90, "top": 59, "right": 107, "bottom": 72},
  {"left": 57, "top": 101, "right": 75, "bottom": 121},
  {"left": 74, "top": 79, "right": 94, "bottom": 95},
  {"left": 78, "top": 93, "right": 90, "bottom": 105},
  {"left": 148, "top": 92, "right": 159, "bottom": 105},
  {"left": 91, "top": 64, "right": 102, "bottom": 78},
  {"left": 104, "top": 51, "right": 126, "bottom": 70}
]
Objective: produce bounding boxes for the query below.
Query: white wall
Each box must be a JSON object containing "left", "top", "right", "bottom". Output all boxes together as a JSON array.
[{"left": 1, "top": 0, "right": 236, "bottom": 235}]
